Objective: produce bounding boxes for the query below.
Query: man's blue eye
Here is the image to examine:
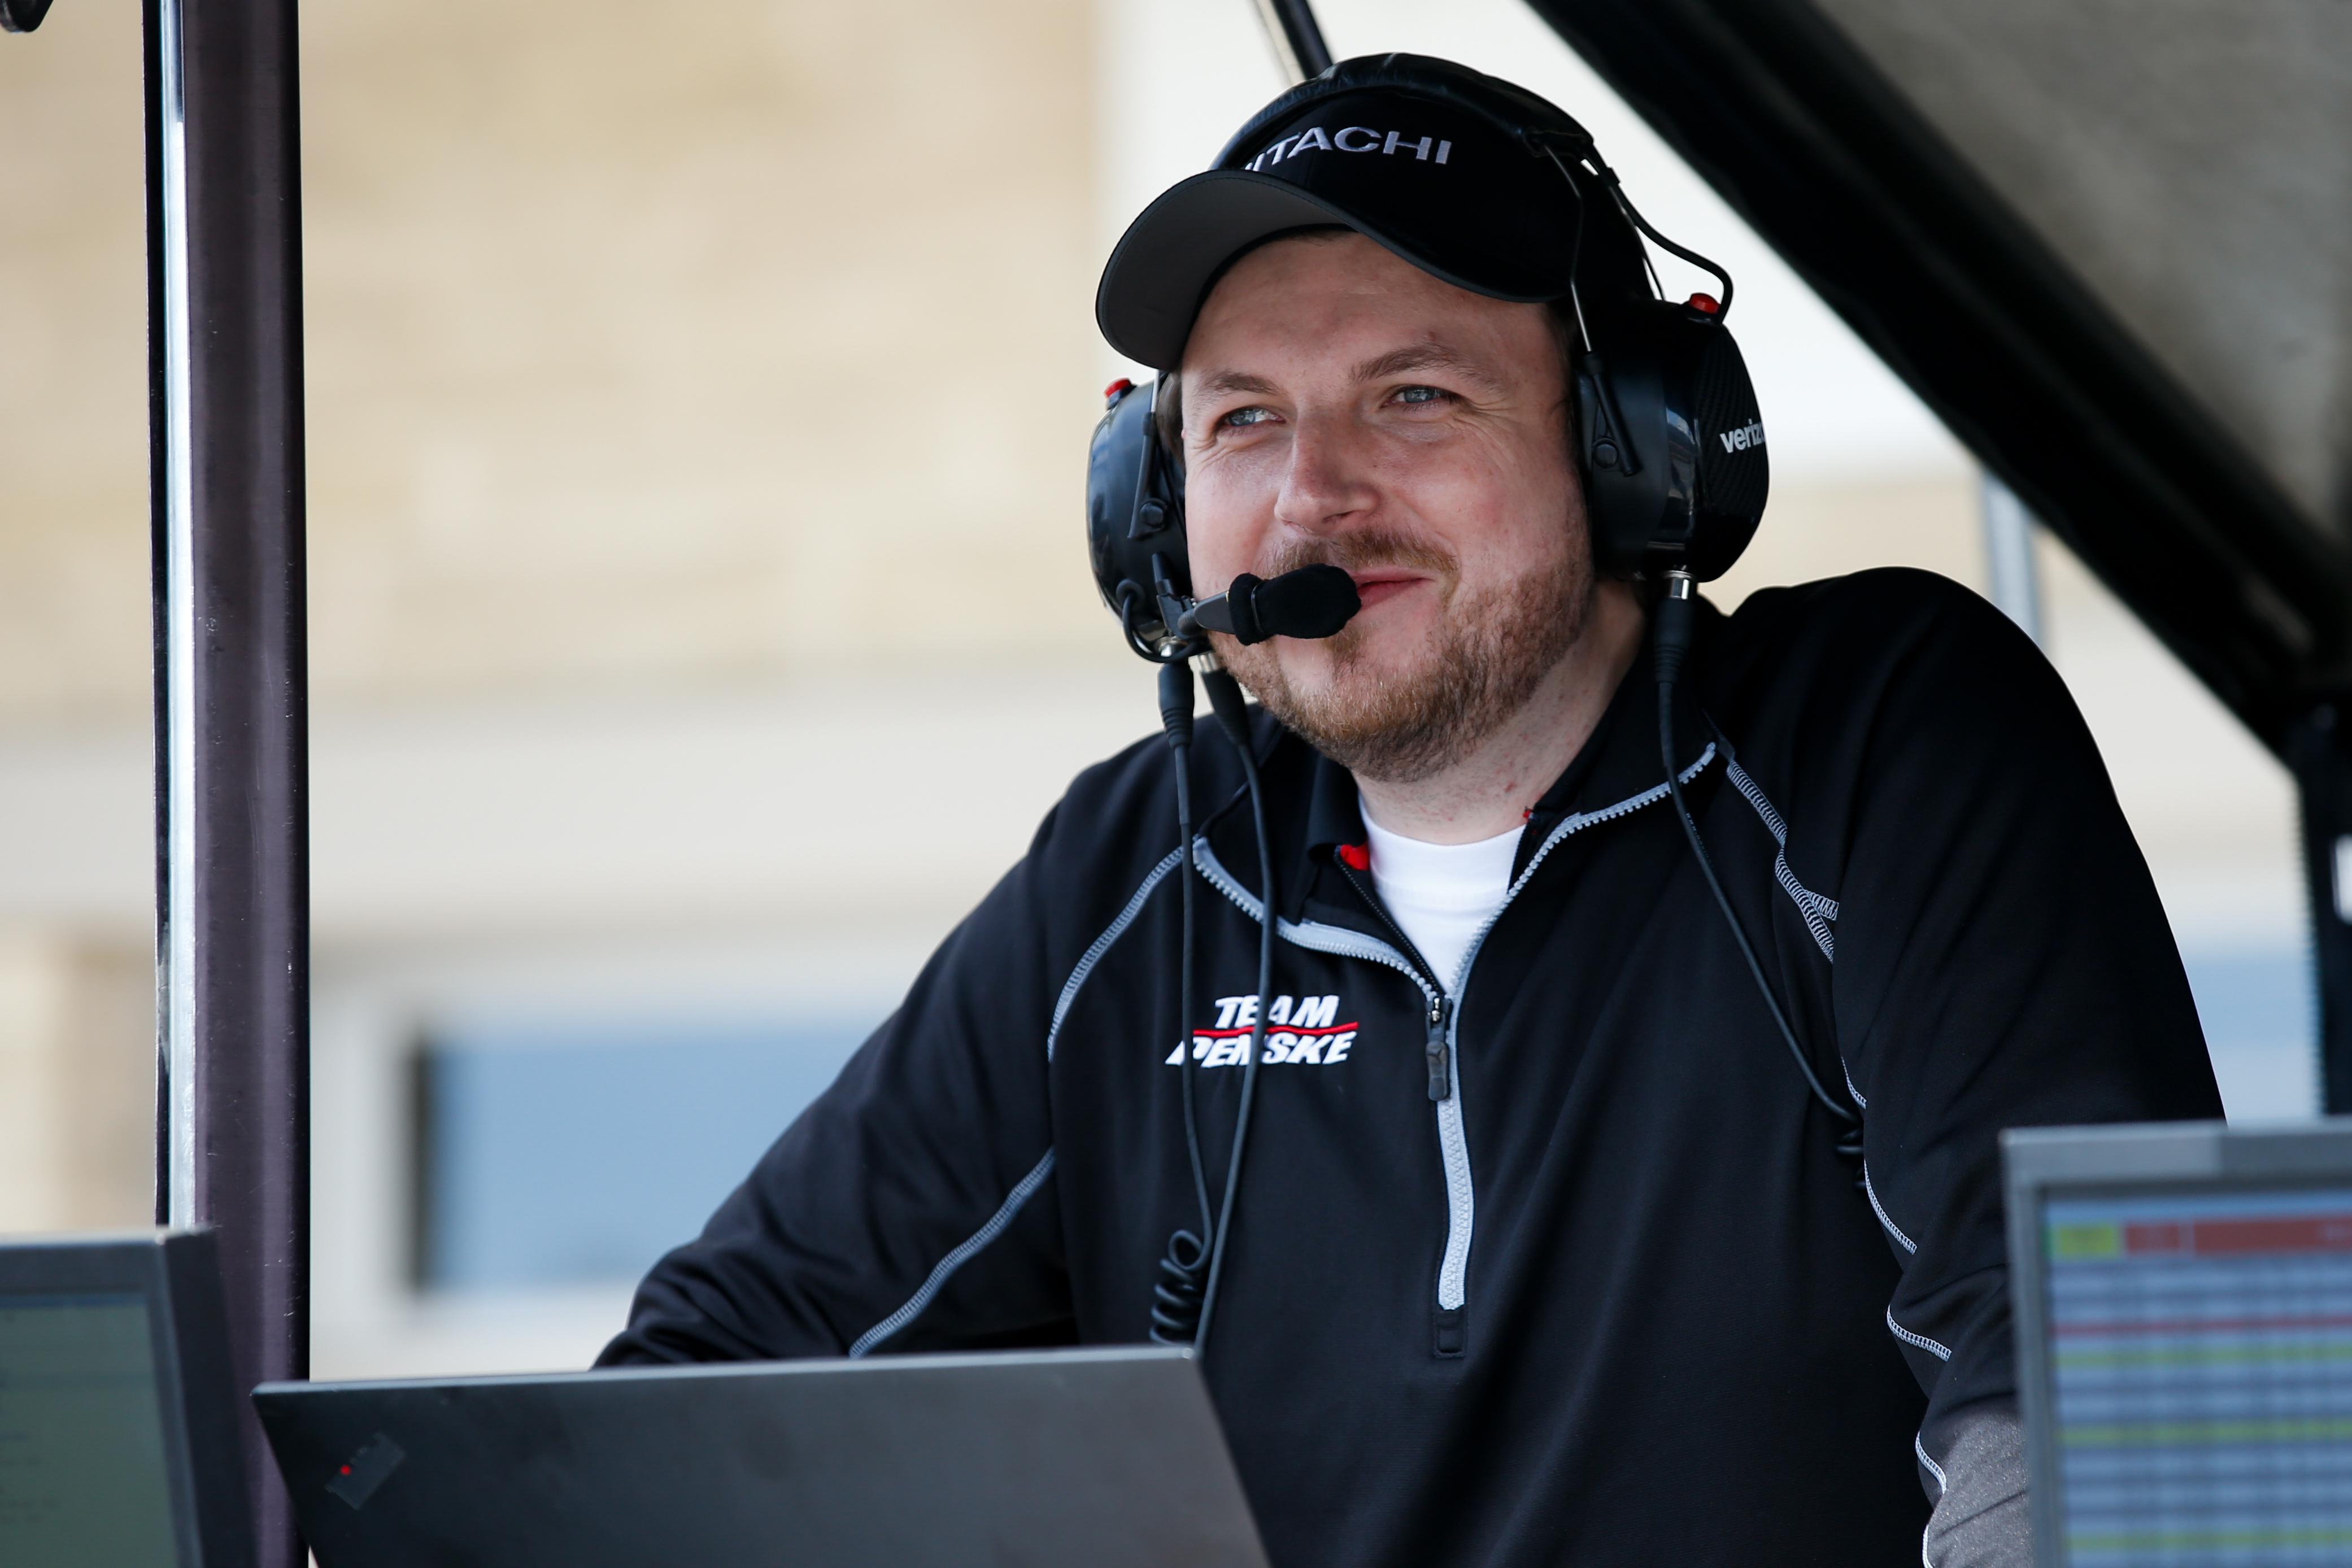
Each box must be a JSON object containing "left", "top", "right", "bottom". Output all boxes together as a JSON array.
[
  {"left": 1221, "top": 406, "right": 1275, "bottom": 428},
  {"left": 1395, "top": 385, "right": 1447, "bottom": 406}
]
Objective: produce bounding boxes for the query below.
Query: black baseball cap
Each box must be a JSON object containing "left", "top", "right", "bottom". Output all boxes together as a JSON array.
[{"left": 1096, "top": 56, "right": 1641, "bottom": 369}]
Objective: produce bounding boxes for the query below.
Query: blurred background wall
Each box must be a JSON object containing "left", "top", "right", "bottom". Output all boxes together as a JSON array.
[{"left": 0, "top": 0, "right": 2312, "bottom": 1376}]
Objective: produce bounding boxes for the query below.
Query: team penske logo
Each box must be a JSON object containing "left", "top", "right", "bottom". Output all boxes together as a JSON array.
[{"left": 1165, "top": 993, "right": 1359, "bottom": 1069}]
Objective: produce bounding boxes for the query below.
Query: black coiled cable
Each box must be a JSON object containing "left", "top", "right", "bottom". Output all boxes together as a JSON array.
[
  {"left": 1150, "top": 1229, "right": 1210, "bottom": 1344},
  {"left": 1194, "top": 668, "right": 1274, "bottom": 1356},
  {"left": 1653, "top": 573, "right": 1865, "bottom": 1169},
  {"left": 1146, "top": 663, "right": 1275, "bottom": 1358},
  {"left": 1150, "top": 658, "right": 1215, "bottom": 1346}
]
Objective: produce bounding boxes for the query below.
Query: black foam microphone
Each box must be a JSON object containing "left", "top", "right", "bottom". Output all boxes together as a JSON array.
[{"left": 1184, "top": 564, "right": 1360, "bottom": 644}]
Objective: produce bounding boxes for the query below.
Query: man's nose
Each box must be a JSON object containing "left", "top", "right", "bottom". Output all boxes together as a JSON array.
[{"left": 1271, "top": 411, "right": 1377, "bottom": 535}]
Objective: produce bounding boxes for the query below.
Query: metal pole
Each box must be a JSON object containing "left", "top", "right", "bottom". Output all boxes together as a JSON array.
[
  {"left": 144, "top": 1, "right": 311, "bottom": 1563},
  {"left": 1980, "top": 472, "right": 2045, "bottom": 648},
  {"left": 2291, "top": 708, "right": 2352, "bottom": 1114},
  {"left": 1251, "top": 0, "right": 1331, "bottom": 84}
]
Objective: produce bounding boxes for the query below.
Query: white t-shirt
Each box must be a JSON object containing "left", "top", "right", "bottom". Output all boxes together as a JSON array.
[{"left": 1361, "top": 806, "right": 1526, "bottom": 994}]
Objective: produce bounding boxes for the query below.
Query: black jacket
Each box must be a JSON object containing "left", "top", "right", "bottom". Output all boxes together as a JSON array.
[{"left": 603, "top": 569, "right": 2221, "bottom": 1565}]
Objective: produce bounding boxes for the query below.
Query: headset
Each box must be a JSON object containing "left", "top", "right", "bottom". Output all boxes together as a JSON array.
[
  {"left": 1083, "top": 55, "right": 1857, "bottom": 1358},
  {"left": 1088, "top": 54, "right": 1773, "bottom": 654}
]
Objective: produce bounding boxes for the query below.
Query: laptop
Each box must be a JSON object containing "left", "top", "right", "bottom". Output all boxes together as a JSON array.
[
  {"left": 2005, "top": 1118, "right": 2352, "bottom": 1568},
  {"left": 0, "top": 1230, "right": 254, "bottom": 1568},
  {"left": 255, "top": 1344, "right": 1268, "bottom": 1567}
]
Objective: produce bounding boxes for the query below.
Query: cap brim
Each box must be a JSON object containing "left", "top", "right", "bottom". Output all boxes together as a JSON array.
[{"left": 1095, "top": 169, "right": 1553, "bottom": 370}]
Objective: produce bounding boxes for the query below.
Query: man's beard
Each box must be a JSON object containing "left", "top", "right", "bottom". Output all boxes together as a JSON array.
[{"left": 1216, "top": 523, "right": 1593, "bottom": 785}]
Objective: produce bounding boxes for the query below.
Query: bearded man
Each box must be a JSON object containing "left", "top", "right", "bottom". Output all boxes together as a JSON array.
[{"left": 604, "top": 57, "right": 2220, "bottom": 1567}]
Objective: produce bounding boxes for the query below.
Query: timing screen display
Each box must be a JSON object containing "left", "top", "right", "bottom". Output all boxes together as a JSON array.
[
  {"left": 2046, "top": 1188, "right": 2352, "bottom": 1565},
  {"left": 0, "top": 1292, "right": 180, "bottom": 1565}
]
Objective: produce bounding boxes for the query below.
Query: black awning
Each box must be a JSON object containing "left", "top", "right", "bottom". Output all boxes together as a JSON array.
[{"left": 1527, "top": 0, "right": 2352, "bottom": 752}]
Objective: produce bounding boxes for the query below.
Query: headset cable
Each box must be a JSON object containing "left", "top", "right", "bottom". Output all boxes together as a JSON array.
[{"left": 1652, "top": 569, "right": 1862, "bottom": 1160}]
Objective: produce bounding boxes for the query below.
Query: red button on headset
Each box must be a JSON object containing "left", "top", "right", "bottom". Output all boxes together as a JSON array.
[
  {"left": 1104, "top": 377, "right": 1135, "bottom": 404},
  {"left": 1685, "top": 293, "right": 1721, "bottom": 316},
  {"left": 1338, "top": 843, "right": 1371, "bottom": 871}
]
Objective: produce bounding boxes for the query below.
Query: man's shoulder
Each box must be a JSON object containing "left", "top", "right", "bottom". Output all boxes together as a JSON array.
[
  {"left": 1719, "top": 567, "right": 2016, "bottom": 657},
  {"left": 1709, "top": 567, "right": 2040, "bottom": 705},
  {"left": 1702, "top": 565, "right": 2093, "bottom": 800},
  {"left": 1038, "top": 708, "right": 1292, "bottom": 885},
  {"left": 1049, "top": 726, "right": 1177, "bottom": 844}
]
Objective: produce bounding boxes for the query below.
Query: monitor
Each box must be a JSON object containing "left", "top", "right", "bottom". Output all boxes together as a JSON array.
[
  {"left": 2006, "top": 1119, "right": 2352, "bottom": 1568},
  {"left": 0, "top": 1230, "right": 252, "bottom": 1567}
]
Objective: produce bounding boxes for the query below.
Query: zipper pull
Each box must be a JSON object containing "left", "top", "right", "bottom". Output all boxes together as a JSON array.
[{"left": 1425, "top": 996, "right": 1452, "bottom": 1101}]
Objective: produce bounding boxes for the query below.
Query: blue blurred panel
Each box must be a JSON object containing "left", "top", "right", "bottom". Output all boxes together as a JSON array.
[
  {"left": 421, "top": 1020, "right": 874, "bottom": 1290},
  {"left": 2179, "top": 948, "right": 2318, "bottom": 1122}
]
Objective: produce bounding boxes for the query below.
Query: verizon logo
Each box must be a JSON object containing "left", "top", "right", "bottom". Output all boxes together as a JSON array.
[{"left": 1718, "top": 420, "right": 1765, "bottom": 453}]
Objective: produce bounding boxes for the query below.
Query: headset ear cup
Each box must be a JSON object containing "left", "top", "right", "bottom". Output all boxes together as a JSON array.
[
  {"left": 1574, "top": 304, "right": 1767, "bottom": 583},
  {"left": 1575, "top": 342, "right": 1671, "bottom": 578},
  {"left": 1086, "top": 376, "right": 1192, "bottom": 659},
  {"left": 1684, "top": 326, "right": 1767, "bottom": 580},
  {"left": 1575, "top": 359, "right": 1633, "bottom": 575}
]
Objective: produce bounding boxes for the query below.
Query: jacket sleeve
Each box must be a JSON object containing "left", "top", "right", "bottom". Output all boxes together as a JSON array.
[
  {"left": 1818, "top": 573, "right": 2223, "bottom": 1479},
  {"left": 598, "top": 807, "right": 1074, "bottom": 1365},
  {"left": 1922, "top": 1401, "right": 2029, "bottom": 1567}
]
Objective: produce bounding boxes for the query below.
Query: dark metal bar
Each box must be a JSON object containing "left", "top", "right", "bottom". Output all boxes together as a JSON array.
[
  {"left": 2290, "top": 708, "right": 2352, "bottom": 1112},
  {"left": 144, "top": 1, "right": 311, "bottom": 1564},
  {"left": 1252, "top": 0, "right": 1331, "bottom": 84}
]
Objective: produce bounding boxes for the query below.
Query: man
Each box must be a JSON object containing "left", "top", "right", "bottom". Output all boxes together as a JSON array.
[{"left": 604, "top": 56, "right": 2220, "bottom": 1565}]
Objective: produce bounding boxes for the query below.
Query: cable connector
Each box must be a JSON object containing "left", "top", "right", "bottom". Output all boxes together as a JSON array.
[
  {"left": 1653, "top": 568, "right": 1697, "bottom": 690},
  {"left": 1158, "top": 659, "right": 1196, "bottom": 751}
]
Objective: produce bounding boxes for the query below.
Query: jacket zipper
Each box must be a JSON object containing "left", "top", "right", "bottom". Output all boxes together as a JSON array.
[
  {"left": 1333, "top": 860, "right": 1476, "bottom": 1346},
  {"left": 1425, "top": 996, "right": 1453, "bottom": 1102},
  {"left": 1335, "top": 861, "right": 1453, "bottom": 1102},
  {"left": 1186, "top": 742, "right": 1715, "bottom": 1353}
]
